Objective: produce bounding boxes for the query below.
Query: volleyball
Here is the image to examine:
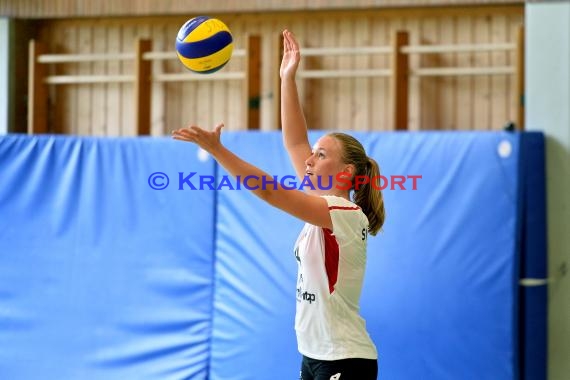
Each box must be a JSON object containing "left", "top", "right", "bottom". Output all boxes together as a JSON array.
[{"left": 175, "top": 16, "right": 234, "bottom": 74}]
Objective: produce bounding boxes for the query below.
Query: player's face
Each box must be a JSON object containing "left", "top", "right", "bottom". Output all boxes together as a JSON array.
[{"left": 304, "top": 136, "right": 351, "bottom": 194}]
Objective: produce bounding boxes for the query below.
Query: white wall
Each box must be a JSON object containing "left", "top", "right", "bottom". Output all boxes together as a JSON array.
[{"left": 526, "top": 2, "right": 570, "bottom": 380}]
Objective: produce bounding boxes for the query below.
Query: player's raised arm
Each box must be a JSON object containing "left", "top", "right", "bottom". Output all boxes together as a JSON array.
[
  {"left": 280, "top": 29, "right": 312, "bottom": 182},
  {"left": 172, "top": 124, "right": 332, "bottom": 230}
]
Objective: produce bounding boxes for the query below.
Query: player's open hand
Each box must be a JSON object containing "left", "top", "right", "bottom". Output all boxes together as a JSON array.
[
  {"left": 172, "top": 123, "right": 224, "bottom": 154},
  {"left": 280, "top": 29, "right": 301, "bottom": 80}
]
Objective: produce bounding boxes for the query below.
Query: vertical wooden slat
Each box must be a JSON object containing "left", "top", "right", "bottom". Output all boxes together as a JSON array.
[
  {"left": 516, "top": 24, "right": 524, "bottom": 130},
  {"left": 274, "top": 31, "right": 284, "bottom": 130},
  {"left": 92, "top": 25, "right": 107, "bottom": 136},
  {"left": 150, "top": 23, "right": 166, "bottom": 136},
  {"left": 406, "top": 17, "right": 420, "bottom": 131},
  {"left": 134, "top": 38, "right": 152, "bottom": 135},
  {"left": 28, "top": 39, "right": 48, "bottom": 134},
  {"left": 165, "top": 24, "right": 181, "bottom": 132},
  {"left": 245, "top": 35, "right": 261, "bottom": 130},
  {"left": 225, "top": 20, "right": 244, "bottom": 130},
  {"left": 491, "top": 15, "right": 510, "bottom": 130},
  {"left": 390, "top": 16, "right": 405, "bottom": 130},
  {"left": 65, "top": 24, "right": 79, "bottom": 134},
  {"left": 370, "top": 16, "right": 385, "bottom": 131},
  {"left": 209, "top": 21, "right": 231, "bottom": 131},
  {"left": 337, "top": 19, "right": 352, "bottom": 131},
  {"left": 106, "top": 25, "right": 121, "bottom": 136},
  {"left": 353, "top": 17, "right": 371, "bottom": 131},
  {"left": 391, "top": 30, "right": 409, "bottom": 131},
  {"left": 440, "top": 16, "right": 456, "bottom": 130},
  {"left": 420, "top": 17, "right": 440, "bottom": 130},
  {"left": 259, "top": 22, "right": 273, "bottom": 130},
  {"left": 456, "top": 15, "right": 472, "bottom": 130},
  {"left": 77, "top": 26, "right": 92, "bottom": 135},
  {"left": 292, "top": 19, "right": 306, "bottom": 119},
  {"left": 304, "top": 17, "right": 321, "bottom": 130},
  {"left": 490, "top": 15, "right": 507, "bottom": 130},
  {"left": 473, "top": 15, "right": 491, "bottom": 130},
  {"left": 320, "top": 18, "right": 336, "bottom": 130},
  {"left": 50, "top": 25, "right": 63, "bottom": 132},
  {"left": 12, "top": 20, "right": 35, "bottom": 134},
  {"left": 121, "top": 25, "right": 136, "bottom": 135}
]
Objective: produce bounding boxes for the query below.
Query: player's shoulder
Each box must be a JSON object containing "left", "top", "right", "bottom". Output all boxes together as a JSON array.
[
  {"left": 321, "top": 196, "right": 369, "bottom": 236},
  {"left": 320, "top": 195, "right": 359, "bottom": 210}
]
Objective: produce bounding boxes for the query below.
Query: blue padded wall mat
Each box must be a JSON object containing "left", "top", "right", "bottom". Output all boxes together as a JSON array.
[
  {"left": 0, "top": 135, "right": 216, "bottom": 380},
  {"left": 0, "top": 131, "right": 546, "bottom": 380},
  {"left": 210, "top": 131, "right": 531, "bottom": 380}
]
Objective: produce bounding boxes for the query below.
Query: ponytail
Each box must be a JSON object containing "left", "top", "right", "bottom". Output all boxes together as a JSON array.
[
  {"left": 328, "top": 133, "right": 386, "bottom": 235},
  {"left": 353, "top": 157, "right": 385, "bottom": 235}
]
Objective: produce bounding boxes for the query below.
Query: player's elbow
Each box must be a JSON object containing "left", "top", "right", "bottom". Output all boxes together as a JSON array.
[
  {"left": 254, "top": 187, "right": 273, "bottom": 204},
  {"left": 255, "top": 187, "right": 284, "bottom": 210}
]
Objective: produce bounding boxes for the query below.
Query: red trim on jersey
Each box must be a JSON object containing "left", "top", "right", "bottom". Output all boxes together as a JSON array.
[
  {"left": 322, "top": 228, "right": 339, "bottom": 294},
  {"left": 328, "top": 206, "right": 360, "bottom": 211}
]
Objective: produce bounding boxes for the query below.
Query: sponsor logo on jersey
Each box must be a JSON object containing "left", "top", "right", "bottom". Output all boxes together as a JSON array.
[{"left": 297, "top": 288, "right": 316, "bottom": 304}]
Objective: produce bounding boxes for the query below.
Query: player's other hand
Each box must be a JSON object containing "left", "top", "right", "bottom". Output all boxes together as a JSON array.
[{"left": 172, "top": 122, "right": 224, "bottom": 154}]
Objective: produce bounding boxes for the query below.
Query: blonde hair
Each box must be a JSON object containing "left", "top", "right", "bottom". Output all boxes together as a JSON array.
[{"left": 328, "top": 132, "right": 386, "bottom": 235}]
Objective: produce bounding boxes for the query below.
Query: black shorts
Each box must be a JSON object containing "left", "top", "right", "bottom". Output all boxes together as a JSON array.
[{"left": 300, "top": 355, "right": 378, "bottom": 380}]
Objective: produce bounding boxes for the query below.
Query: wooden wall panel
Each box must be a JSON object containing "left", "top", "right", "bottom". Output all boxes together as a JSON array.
[{"left": 33, "top": 6, "right": 523, "bottom": 135}]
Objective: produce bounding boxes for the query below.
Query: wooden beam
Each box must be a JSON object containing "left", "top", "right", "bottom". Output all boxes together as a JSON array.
[
  {"left": 413, "top": 66, "right": 515, "bottom": 76},
  {"left": 300, "top": 46, "right": 391, "bottom": 56},
  {"left": 143, "top": 49, "right": 246, "bottom": 61},
  {"left": 45, "top": 75, "right": 133, "bottom": 84},
  {"left": 402, "top": 43, "right": 516, "bottom": 54},
  {"left": 27, "top": 39, "right": 48, "bottom": 134},
  {"left": 244, "top": 35, "right": 261, "bottom": 130},
  {"left": 516, "top": 24, "right": 525, "bottom": 130},
  {"left": 153, "top": 72, "right": 245, "bottom": 82},
  {"left": 4, "top": 2, "right": 525, "bottom": 19},
  {"left": 298, "top": 69, "right": 391, "bottom": 79},
  {"left": 391, "top": 31, "right": 409, "bottom": 131},
  {"left": 134, "top": 38, "right": 152, "bottom": 135}
]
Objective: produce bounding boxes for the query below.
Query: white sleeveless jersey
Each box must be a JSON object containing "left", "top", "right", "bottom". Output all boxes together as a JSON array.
[{"left": 293, "top": 195, "right": 377, "bottom": 360}]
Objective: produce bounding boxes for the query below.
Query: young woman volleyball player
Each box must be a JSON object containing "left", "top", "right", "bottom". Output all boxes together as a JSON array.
[{"left": 172, "top": 29, "right": 384, "bottom": 380}]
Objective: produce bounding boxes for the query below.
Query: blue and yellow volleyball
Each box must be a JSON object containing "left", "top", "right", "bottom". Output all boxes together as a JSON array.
[{"left": 175, "top": 16, "right": 234, "bottom": 74}]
